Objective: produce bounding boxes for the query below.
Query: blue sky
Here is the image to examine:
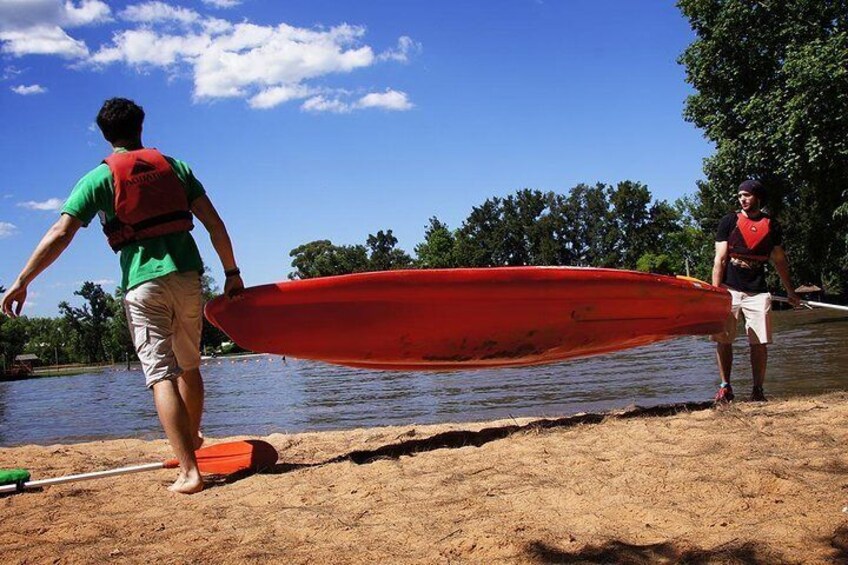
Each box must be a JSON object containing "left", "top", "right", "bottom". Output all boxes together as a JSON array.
[{"left": 0, "top": 0, "right": 712, "bottom": 316}]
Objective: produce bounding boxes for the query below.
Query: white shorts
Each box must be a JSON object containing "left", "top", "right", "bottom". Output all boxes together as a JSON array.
[
  {"left": 124, "top": 271, "right": 203, "bottom": 388},
  {"left": 712, "top": 289, "right": 772, "bottom": 345}
]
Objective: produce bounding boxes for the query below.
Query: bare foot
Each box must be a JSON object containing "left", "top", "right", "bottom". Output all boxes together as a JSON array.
[{"left": 167, "top": 472, "right": 204, "bottom": 494}]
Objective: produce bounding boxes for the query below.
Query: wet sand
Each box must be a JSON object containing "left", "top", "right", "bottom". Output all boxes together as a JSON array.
[{"left": 2, "top": 392, "right": 848, "bottom": 564}]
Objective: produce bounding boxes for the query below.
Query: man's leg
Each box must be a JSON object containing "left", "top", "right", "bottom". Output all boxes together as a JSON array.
[
  {"left": 713, "top": 289, "right": 740, "bottom": 402},
  {"left": 177, "top": 368, "right": 204, "bottom": 449},
  {"left": 170, "top": 271, "right": 205, "bottom": 450},
  {"left": 716, "top": 342, "right": 733, "bottom": 384},
  {"left": 152, "top": 378, "right": 204, "bottom": 494},
  {"left": 714, "top": 342, "right": 735, "bottom": 402},
  {"left": 750, "top": 344, "right": 768, "bottom": 401},
  {"left": 750, "top": 344, "right": 767, "bottom": 387},
  {"left": 125, "top": 274, "right": 204, "bottom": 494},
  {"left": 743, "top": 292, "right": 771, "bottom": 401}
]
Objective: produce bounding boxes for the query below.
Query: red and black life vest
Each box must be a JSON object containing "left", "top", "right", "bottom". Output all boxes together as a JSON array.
[
  {"left": 101, "top": 148, "right": 193, "bottom": 252},
  {"left": 727, "top": 211, "right": 772, "bottom": 262}
]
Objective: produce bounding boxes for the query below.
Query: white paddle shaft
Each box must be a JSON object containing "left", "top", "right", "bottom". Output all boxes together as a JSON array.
[
  {"left": 0, "top": 462, "right": 164, "bottom": 494},
  {"left": 772, "top": 296, "right": 848, "bottom": 312}
]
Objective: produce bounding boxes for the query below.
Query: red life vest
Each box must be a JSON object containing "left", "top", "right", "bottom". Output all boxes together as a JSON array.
[
  {"left": 728, "top": 211, "right": 772, "bottom": 262},
  {"left": 102, "top": 148, "right": 193, "bottom": 252}
]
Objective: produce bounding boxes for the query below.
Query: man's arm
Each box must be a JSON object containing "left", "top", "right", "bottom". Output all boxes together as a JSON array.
[
  {"left": 770, "top": 245, "right": 801, "bottom": 306},
  {"left": 1, "top": 214, "right": 82, "bottom": 317},
  {"left": 712, "top": 241, "right": 729, "bottom": 288},
  {"left": 190, "top": 194, "right": 244, "bottom": 297}
]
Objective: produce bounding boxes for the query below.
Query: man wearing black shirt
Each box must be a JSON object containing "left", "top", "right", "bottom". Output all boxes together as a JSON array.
[{"left": 712, "top": 180, "right": 800, "bottom": 402}]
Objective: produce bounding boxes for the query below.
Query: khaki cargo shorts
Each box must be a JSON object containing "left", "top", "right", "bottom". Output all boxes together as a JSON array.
[
  {"left": 124, "top": 271, "right": 203, "bottom": 388},
  {"left": 712, "top": 288, "right": 772, "bottom": 345}
]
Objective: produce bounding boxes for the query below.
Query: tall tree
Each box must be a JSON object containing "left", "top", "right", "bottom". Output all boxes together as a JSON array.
[
  {"left": 414, "top": 217, "right": 457, "bottom": 268},
  {"left": 608, "top": 181, "right": 654, "bottom": 268},
  {"left": 59, "top": 282, "right": 114, "bottom": 364},
  {"left": 0, "top": 316, "right": 28, "bottom": 374},
  {"left": 453, "top": 198, "right": 505, "bottom": 267},
  {"left": 198, "top": 269, "right": 229, "bottom": 353},
  {"left": 679, "top": 0, "right": 848, "bottom": 292},
  {"left": 366, "top": 230, "right": 413, "bottom": 271},
  {"left": 104, "top": 288, "right": 135, "bottom": 367},
  {"left": 561, "top": 183, "right": 617, "bottom": 267}
]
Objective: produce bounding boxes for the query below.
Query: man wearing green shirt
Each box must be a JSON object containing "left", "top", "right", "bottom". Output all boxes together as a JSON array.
[{"left": 1, "top": 98, "right": 243, "bottom": 494}]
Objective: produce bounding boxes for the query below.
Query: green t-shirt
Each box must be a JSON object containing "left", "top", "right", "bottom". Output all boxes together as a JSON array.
[{"left": 61, "top": 149, "right": 206, "bottom": 291}]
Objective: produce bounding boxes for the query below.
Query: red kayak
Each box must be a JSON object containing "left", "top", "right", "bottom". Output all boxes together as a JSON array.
[{"left": 204, "top": 267, "right": 730, "bottom": 370}]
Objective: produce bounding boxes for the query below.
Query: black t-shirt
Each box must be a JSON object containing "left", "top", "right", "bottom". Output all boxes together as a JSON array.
[{"left": 716, "top": 212, "right": 783, "bottom": 293}]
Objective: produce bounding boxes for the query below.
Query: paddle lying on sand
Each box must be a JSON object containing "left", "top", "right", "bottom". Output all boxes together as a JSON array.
[
  {"left": 0, "top": 439, "right": 278, "bottom": 494},
  {"left": 772, "top": 296, "right": 848, "bottom": 312}
]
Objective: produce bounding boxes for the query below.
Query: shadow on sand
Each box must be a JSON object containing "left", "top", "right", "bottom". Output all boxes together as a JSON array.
[
  {"left": 522, "top": 538, "right": 791, "bottom": 564},
  {"left": 264, "top": 400, "right": 714, "bottom": 475}
]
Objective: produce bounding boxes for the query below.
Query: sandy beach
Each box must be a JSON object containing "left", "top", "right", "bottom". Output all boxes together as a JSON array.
[{"left": 2, "top": 392, "right": 848, "bottom": 564}]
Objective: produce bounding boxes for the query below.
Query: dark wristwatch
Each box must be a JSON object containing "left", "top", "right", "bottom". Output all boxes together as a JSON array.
[{"left": 224, "top": 267, "right": 241, "bottom": 278}]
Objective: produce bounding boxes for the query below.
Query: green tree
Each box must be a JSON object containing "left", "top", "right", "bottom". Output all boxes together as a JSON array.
[
  {"left": 289, "top": 240, "right": 370, "bottom": 280},
  {"left": 453, "top": 198, "right": 504, "bottom": 267},
  {"left": 0, "top": 316, "right": 28, "bottom": 374},
  {"left": 636, "top": 253, "right": 676, "bottom": 275},
  {"left": 560, "top": 183, "right": 616, "bottom": 266},
  {"left": 498, "top": 189, "right": 550, "bottom": 265},
  {"left": 199, "top": 269, "right": 228, "bottom": 353},
  {"left": 414, "top": 217, "right": 457, "bottom": 268},
  {"left": 59, "top": 282, "right": 114, "bottom": 364},
  {"left": 607, "top": 181, "right": 655, "bottom": 268},
  {"left": 678, "top": 0, "right": 848, "bottom": 293},
  {"left": 103, "top": 288, "right": 135, "bottom": 368},
  {"left": 22, "top": 317, "right": 71, "bottom": 366},
  {"left": 366, "top": 230, "right": 413, "bottom": 271}
]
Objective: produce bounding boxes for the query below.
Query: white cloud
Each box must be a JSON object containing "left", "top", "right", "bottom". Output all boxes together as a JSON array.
[
  {"left": 90, "top": 29, "right": 209, "bottom": 66},
  {"left": 249, "top": 84, "right": 312, "bottom": 109},
  {"left": 302, "top": 95, "right": 352, "bottom": 114},
  {"left": 0, "top": 222, "right": 18, "bottom": 239},
  {"left": 63, "top": 0, "right": 112, "bottom": 26},
  {"left": 0, "top": 1, "right": 111, "bottom": 58},
  {"left": 356, "top": 89, "right": 413, "bottom": 111},
  {"left": 119, "top": 2, "right": 200, "bottom": 26},
  {"left": 2, "top": 65, "right": 23, "bottom": 80},
  {"left": 190, "top": 23, "right": 375, "bottom": 100},
  {"left": 377, "top": 36, "right": 421, "bottom": 63},
  {"left": 0, "top": 26, "right": 89, "bottom": 58},
  {"left": 0, "top": 0, "right": 111, "bottom": 30},
  {"left": 78, "top": 279, "right": 116, "bottom": 286},
  {"left": 18, "top": 198, "right": 64, "bottom": 211},
  {"left": 1, "top": 2, "right": 418, "bottom": 111},
  {"left": 202, "top": 0, "right": 241, "bottom": 8},
  {"left": 11, "top": 84, "right": 48, "bottom": 95},
  {"left": 301, "top": 89, "right": 414, "bottom": 113}
]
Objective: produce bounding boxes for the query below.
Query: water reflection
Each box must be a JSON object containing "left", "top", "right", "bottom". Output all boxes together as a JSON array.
[{"left": 1, "top": 309, "right": 845, "bottom": 445}]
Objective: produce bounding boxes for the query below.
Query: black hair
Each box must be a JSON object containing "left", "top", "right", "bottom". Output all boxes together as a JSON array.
[
  {"left": 737, "top": 179, "right": 767, "bottom": 204},
  {"left": 96, "top": 98, "right": 145, "bottom": 143}
]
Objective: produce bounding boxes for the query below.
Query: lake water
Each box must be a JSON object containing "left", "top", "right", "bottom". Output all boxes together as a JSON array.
[{"left": 1, "top": 308, "right": 846, "bottom": 446}]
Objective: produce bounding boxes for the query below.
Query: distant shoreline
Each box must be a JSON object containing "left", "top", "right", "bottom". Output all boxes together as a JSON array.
[{"left": 2, "top": 352, "right": 274, "bottom": 381}]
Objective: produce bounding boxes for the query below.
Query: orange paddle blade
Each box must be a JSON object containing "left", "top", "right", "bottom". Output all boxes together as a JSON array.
[{"left": 165, "top": 440, "right": 279, "bottom": 475}]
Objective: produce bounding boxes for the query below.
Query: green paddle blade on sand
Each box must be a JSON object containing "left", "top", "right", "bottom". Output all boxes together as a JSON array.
[{"left": 0, "top": 469, "right": 31, "bottom": 488}]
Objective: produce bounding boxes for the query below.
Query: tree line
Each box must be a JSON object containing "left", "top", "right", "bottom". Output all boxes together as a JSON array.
[
  {"left": 0, "top": 273, "right": 229, "bottom": 373},
  {"left": 289, "top": 182, "right": 713, "bottom": 282}
]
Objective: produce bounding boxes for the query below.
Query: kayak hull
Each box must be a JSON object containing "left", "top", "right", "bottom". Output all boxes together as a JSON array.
[{"left": 204, "top": 267, "right": 731, "bottom": 370}]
